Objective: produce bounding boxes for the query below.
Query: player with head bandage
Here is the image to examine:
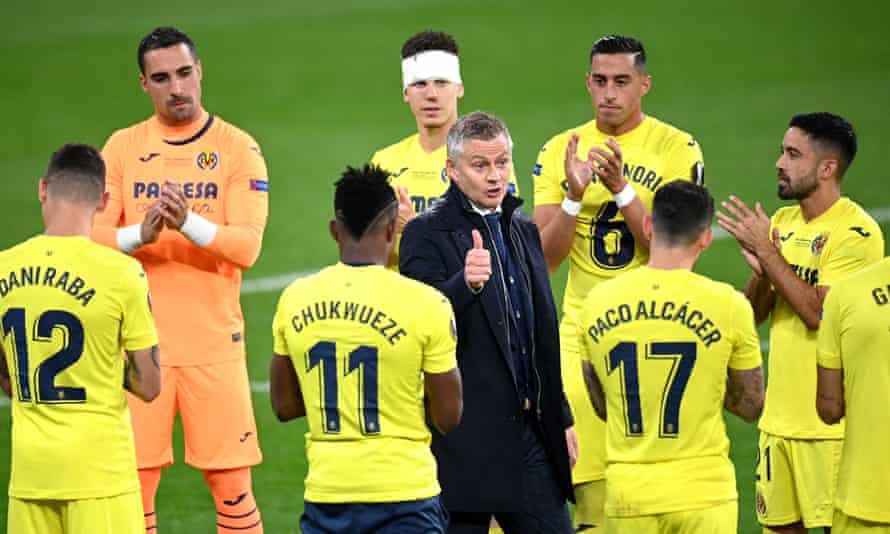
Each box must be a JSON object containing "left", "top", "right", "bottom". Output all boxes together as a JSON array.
[{"left": 371, "top": 30, "right": 520, "bottom": 269}]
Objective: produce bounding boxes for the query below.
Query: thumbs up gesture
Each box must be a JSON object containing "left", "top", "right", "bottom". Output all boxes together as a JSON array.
[
  {"left": 396, "top": 186, "right": 416, "bottom": 233},
  {"left": 465, "top": 229, "right": 492, "bottom": 290}
]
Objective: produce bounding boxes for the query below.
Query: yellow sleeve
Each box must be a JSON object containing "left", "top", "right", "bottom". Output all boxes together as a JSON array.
[
  {"left": 819, "top": 225, "right": 884, "bottom": 286},
  {"left": 728, "top": 291, "right": 762, "bottom": 370},
  {"left": 507, "top": 167, "right": 521, "bottom": 198},
  {"left": 421, "top": 292, "right": 457, "bottom": 374},
  {"left": 92, "top": 131, "right": 127, "bottom": 249},
  {"left": 203, "top": 133, "right": 269, "bottom": 270},
  {"left": 816, "top": 288, "right": 843, "bottom": 369},
  {"left": 664, "top": 134, "right": 705, "bottom": 185},
  {"left": 272, "top": 289, "right": 290, "bottom": 355},
  {"left": 119, "top": 260, "right": 159, "bottom": 351},
  {"left": 533, "top": 136, "right": 567, "bottom": 206}
]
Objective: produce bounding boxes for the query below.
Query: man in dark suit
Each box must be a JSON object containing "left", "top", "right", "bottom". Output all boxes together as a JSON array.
[{"left": 400, "top": 111, "right": 576, "bottom": 534}]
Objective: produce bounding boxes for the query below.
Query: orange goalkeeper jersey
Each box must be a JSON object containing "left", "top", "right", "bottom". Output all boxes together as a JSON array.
[{"left": 93, "top": 109, "right": 268, "bottom": 366}]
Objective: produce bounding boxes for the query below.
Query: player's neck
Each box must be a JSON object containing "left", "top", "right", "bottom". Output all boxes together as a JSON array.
[
  {"left": 43, "top": 207, "right": 93, "bottom": 238},
  {"left": 647, "top": 245, "right": 698, "bottom": 271},
  {"left": 596, "top": 111, "right": 645, "bottom": 137},
  {"left": 799, "top": 182, "right": 841, "bottom": 222},
  {"left": 339, "top": 245, "right": 387, "bottom": 267},
  {"left": 155, "top": 107, "right": 206, "bottom": 130},
  {"left": 416, "top": 120, "right": 453, "bottom": 154}
]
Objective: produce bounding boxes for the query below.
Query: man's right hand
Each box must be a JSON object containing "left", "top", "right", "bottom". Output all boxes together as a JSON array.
[
  {"left": 140, "top": 202, "right": 164, "bottom": 245},
  {"left": 465, "top": 229, "right": 491, "bottom": 290},
  {"left": 741, "top": 227, "right": 781, "bottom": 277},
  {"left": 563, "top": 132, "right": 596, "bottom": 201}
]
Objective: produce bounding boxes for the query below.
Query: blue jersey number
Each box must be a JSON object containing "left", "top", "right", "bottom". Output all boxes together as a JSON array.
[
  {"left": 307, "top": 341, "right": 380, "bottom": 435},
  {"left": 2, "top": 308, "right": 87, "bottom": 403},
  {"left": 590, "top": 201, "right": 635, "bottom": 269},
  {"left": 607, "top": 341, "right": 697, "bottom": 438}
]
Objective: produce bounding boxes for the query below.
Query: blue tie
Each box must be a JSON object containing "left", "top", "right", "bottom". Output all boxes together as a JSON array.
[{"left": 484, "top": 213, "right": 508, "bottom": 266}]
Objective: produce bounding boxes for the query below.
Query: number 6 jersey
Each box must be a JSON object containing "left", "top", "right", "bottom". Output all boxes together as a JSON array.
[
  {"left": 0, "top": 235, "right": 158, "bottom": 499},
  {"left": 578, "top": 266, "right": 761, "bottom": 516},
  {"left": 533, "top": 116, "right": 703, "bottom": 344},
  {"left": 271, "top": 263, "right": 457, "bottom": 503}
]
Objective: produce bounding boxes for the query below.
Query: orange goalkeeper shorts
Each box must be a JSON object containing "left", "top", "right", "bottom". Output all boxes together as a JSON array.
[{"left": 127, "top": 359, "right": 262, "bottom": 470}]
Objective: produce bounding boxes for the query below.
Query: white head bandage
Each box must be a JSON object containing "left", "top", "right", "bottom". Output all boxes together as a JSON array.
[{"left": 401, "top": 50, "right": 462, "bottom": 90}]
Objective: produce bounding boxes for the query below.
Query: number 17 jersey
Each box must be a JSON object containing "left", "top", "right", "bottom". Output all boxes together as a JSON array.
[
  {"left": 272, "top": 263, "right": 457, "bottom": 504},
  {"left": 578, "top": 267, "right": 761, "bottom": 516}
]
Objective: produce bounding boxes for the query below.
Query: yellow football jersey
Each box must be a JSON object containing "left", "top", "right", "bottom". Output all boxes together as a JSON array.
[
  {"left": 817, "top": 257, "right": 890, "bottom": 523},
  {"left": 371, "top": 133, "right": 520, "bottom": 268},
  {"left": 578, "top": 266, "right": 761, "bottom": 516},
  {"left": 760, "top": 197, "right": 884, "bottom": 439},
  {"left": 0, "top": 235, "right": 157, "bottom": 500},
  {"left": 272, "top": 262, "right": 457, "bottom": 503},
  {"left": 534, "top": 116, "right": 703, "bottom": 339}
]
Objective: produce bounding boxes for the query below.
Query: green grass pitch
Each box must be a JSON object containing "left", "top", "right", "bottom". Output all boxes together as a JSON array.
[{"left": 2, "top": 1, "right": 890, "bottom": 532}]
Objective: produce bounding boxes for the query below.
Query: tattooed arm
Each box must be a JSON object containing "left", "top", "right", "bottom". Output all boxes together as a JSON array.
[
  {"left": 724, "top": 366, "right": 764, "bottom": 423},
  {"left": 582, "top": 361, "right": 607, "bottom": 421},
  {"left": 124, "top": 345, "right": 161, "bottom": 402}
]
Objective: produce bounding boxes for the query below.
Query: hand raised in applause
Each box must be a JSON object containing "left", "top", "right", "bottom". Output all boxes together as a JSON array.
[
  {"left": 464, "top": 229, "right": 491, "bottom": 291},
  {"left": 140, "top": 202, "right": 165, "bottom": 245},
  {"left": 396, "top": 186, "right": 416, "bottom": 233}
]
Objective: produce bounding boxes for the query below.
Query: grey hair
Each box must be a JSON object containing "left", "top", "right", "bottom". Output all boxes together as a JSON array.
[{"left": 446, "top": 111, "right": 514, "bottom": 160}]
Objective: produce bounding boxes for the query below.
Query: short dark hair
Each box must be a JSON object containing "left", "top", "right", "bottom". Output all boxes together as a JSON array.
[
  {"left": 652, "top": 181, "right": 714, "bottom": 246},
  {"left": 789, "top": 112, "right": 857, "bottom": 178},
  {"left": 138, "top": 27, "right": 197, "bottom": 74},
  {"left": 589, "top": 35, "right": 646, "bottom": 72},
  {"left": 334, "top": 164, "right": 397, "bottom": 240},
  {"left": 401, "top": 31, "right": 459, "bottom": 59},
  {"left": 44, "top": 144, "right": 106, "bottom": 203}
]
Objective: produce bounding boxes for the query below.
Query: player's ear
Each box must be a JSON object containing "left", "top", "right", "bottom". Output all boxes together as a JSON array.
[
  {"left": 699, "top": 226, "right": 714, "bottom": 251},
  {"left": 328, "top": 219, "right": 339, "bottom": 244},
  {"left": 584, "top": 72, "right": 595, "bottom": 95},
  {"left": 402, "top": 87, "right": 410, "bottom": 104},
  {"left": 819, "top": 158, "right": 839, "bottom": 181},
  {"left": 139, "top": 73, "right": 148, "bottom": 94},
  {"left": 456, "top": 83, "right": 465, "bottom": 99},
  {"left": 195, "top": 59, "right": 203, "bottom": 81},
  {"left": 642, "top": 213, "right": 653, "bottom": 242},
  {"left": 640, "top": 74, "right": 652, "bottom": 97},
  {"left": 97, "top": 191, "right": 110, "bottom": 213},
  {"left": 38, "top": 178, "right": 48, "bottom": 203}
]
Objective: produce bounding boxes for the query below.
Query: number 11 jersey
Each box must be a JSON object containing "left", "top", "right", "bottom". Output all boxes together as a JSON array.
[
  {"left": 272, "top": 263, "right": 457, "bottom": 504},
  {"left": 578, "top": 266, "right": 761, "bottom": 516},
  {"left": 0, "top": 235, "right": 158, "bottom": 500}
]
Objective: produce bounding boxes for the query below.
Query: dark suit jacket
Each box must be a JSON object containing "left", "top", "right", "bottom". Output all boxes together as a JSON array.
[{"left": 400, "top": 182, "right": 574, "bottom": 512}]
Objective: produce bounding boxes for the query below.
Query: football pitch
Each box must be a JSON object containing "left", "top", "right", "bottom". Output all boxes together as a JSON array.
[{"left": 2, "top": 1, "right": 889, "bottom": 532}]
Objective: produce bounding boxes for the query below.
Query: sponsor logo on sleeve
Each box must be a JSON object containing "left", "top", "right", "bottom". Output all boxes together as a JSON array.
[
  {"left": 249, "top": 179, "right": 269, "bottom": 192},
  {"left": 849, "top": 226, "right": 871, "bottom": 237},
  {"left": 533, "top": 163, "right": 542, "bottom": 176}
]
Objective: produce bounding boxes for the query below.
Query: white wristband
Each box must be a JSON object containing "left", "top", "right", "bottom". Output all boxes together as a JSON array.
[
  {"left": 180, "top": 211, "right": 218, "bottom": 247},
  {"left": 561, "top": 197, "right": 582, "bottom": 216},
  {"left": 613, "top": 183, "right": 637, "bottom": 208},
  {"left": 117, "top": 224, "right": 143, "bottom": 254}
]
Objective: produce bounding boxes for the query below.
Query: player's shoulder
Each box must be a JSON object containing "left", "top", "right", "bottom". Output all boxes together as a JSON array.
[
  {"left": 103, "top": 116, "right": 154, "bottom": 151},
  {"left": 836, "top": 197, "right": 880, "bottom": 228},
  {"left": 372, "top": 134, "right": 417, "bottom": 163},
  {"left": 211, "top": 114, "right": 262, "bottom": 151},
  {"left": 541, "top": 118, "right": 598, "bottom": 149},
  {"left": 0, "top": 236, "right": 39, "bottom": 264},
  {"left": 87, "top": 241, "right": 146, "bottom": 277},
  {"left": 771, "top": 204, "right": 801, "bottom": 223},
  {"left": 644, "top": 115, "right": 700, "bottom": 151}
]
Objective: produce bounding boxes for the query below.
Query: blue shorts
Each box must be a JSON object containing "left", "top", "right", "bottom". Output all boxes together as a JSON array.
[{"left": 301, "top": 495, "right": 448, "bottom": 534}]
